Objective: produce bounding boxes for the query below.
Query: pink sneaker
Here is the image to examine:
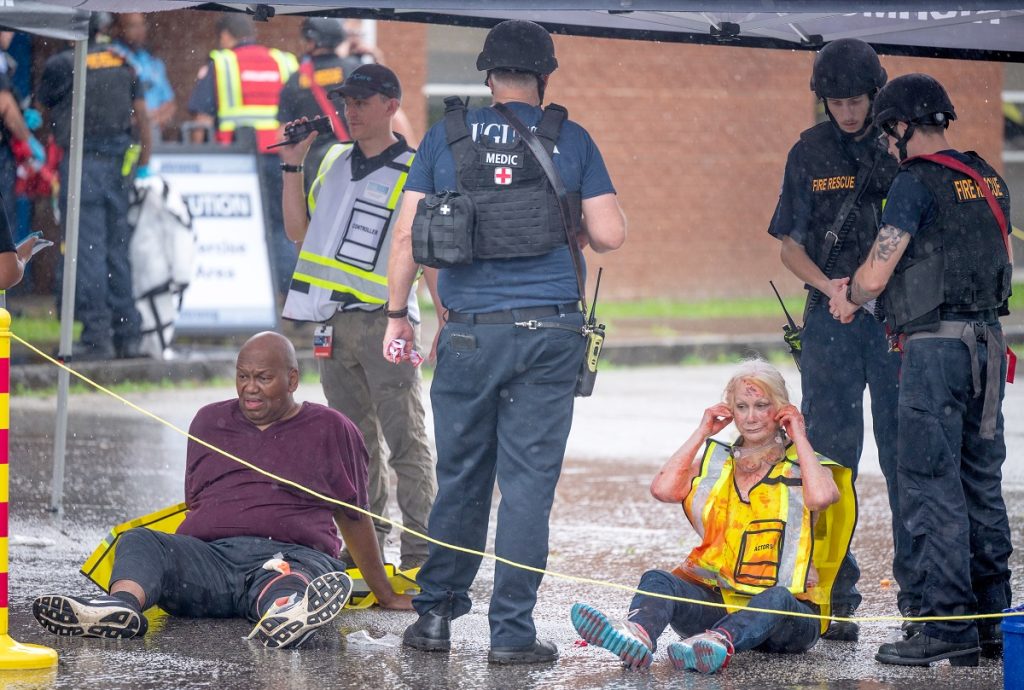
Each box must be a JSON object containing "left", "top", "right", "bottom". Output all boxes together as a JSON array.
[
  {"left": 667, "top": 629, "right": 734, "bottom": 674},
  {"left": 571, "top": 602, "right": 653, "bottom": 670}
]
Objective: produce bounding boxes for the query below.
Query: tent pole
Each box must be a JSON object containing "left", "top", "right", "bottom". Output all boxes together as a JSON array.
[{"left": 50, "top": 38, "right": 88, "bottom": 517}]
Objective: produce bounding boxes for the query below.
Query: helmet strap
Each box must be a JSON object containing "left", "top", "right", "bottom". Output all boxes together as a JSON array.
[{"left": 895, "top": 123, "right": 915, "bottom": 161}]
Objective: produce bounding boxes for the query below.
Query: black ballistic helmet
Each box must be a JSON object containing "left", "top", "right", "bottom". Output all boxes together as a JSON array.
[
  {"left": 88, "top": 11, "right": 115, "bottom": 40},
  {"left": 810, "top": 38, "right": 887, "bottom": 99},
  {"left": 301, "top": 18, "right": 347, "bottom": 49},
  {"left": 872, "top": 73, "right": 956, "bottom": 130},
  {"left": 476, "top": 20, "right": 558, "bottom": 75}
]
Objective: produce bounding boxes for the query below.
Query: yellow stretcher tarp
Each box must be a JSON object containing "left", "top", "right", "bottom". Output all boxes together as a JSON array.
[{"left": 80, "top": 503, "right": 419, "bottom": 608}]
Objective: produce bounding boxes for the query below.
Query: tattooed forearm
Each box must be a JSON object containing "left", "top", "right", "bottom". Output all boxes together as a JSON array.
[
  {"left": 850, "top": 279, "right": 876, "bottom": 305},
  {"left": 873, "top": 224, "right": 906, "bottom": 264}
]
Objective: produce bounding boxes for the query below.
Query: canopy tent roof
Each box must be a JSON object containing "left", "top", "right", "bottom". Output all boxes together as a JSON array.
[
  {"left": 0, "top": 1, "right": 89, "bottom": 41},
  {"left": 30, "top": 1, "right": 1024, "bottom": 62}
]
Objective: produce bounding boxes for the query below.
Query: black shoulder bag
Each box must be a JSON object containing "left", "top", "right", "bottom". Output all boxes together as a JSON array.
[{"left": 493, "top": 102, "right": 605, "bottom": 397}]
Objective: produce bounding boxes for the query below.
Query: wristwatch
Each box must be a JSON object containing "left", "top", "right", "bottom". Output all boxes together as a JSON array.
[
  {"left": 846, "top": 283, "right": 859, "bottom": 306},
  {"left": 280, "top": 163, "right": 303, "bottom": 173}
]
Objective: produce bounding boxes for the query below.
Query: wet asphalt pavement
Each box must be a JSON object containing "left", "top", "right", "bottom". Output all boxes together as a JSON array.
[{"left": 2, "top": 363, "right": 1022, "bottom": 689}]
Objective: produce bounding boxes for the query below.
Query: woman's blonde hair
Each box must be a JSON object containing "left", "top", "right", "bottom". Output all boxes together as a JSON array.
[{"left": 722, "top": 358, "right": 791, "bottom": 410}]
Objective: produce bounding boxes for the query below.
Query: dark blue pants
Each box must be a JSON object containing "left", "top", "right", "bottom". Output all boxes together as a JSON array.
[
  {"left": 628, "top": 570, "right": 820, "bottom": 653},
  {"left": 111, "top": 529, "right": 347, "bottom": 622},
  {"left": 257, "top": 153, "right": 296, "bottom": 297},
  {"left": 801, "top": 304, "right": 910, "bottom": 611},
  {"left": 413, "top": 312, "right": 584, "bottom": 647},
  {"left": 58, "top": 153, "right": 141, "bottom": 352},
  {"left": 0, "top": 147, "right": 16, "bottom": 225},
  {"left": 897, "top": 330, "right": 1012, "bottom": 644}
]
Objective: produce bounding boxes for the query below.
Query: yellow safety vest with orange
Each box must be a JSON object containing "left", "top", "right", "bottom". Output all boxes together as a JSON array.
[
  {"left": 674, "top": 439, "right": 856, "bottom": 633},
  {"left": 210, "top": 45, "right": 298, "bottom": 153}
]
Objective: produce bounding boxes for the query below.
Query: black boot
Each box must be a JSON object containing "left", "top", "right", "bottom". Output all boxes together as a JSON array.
[
  {"left": 403, "top": 599, "right": 452, "bottom": 652},
  {"left": 488, "top": 639, "right": 558, "bottom": 665},
  {"left": 822, "top": 604, "right": 859, "bottom": 642},
  {"left": 979, "top": 622, "right": 1002, "bottom": 659},
  {"left": 875, "top": 632, "right": 980, "bottom": 667},
  {"left": 115, "top": 338, "right": 144, "bottom": 359},
  {"left": 900, "top": 606, "right": 924, "bottom": 640},
  {"left": 71, "top": 341, "right": 116, "bottom": 362}
]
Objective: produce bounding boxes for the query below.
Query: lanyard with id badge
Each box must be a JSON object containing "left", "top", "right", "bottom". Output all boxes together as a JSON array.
[{"left": 314, "top": 325, "right": 333, "bottom": 359}]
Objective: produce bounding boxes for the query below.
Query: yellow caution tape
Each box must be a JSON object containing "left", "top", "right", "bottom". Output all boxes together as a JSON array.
[{"left": 13, "top": 334, "right": 1022, "bottom": 626}]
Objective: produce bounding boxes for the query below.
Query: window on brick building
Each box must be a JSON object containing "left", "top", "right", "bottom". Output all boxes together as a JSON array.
[{"left": 425, "top": 25, "right": 491, "bottom": 126}]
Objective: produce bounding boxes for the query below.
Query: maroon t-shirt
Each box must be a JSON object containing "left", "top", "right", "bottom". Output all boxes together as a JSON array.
[{"left": 177, "top": 400, "right": 369, "bottom": 557}]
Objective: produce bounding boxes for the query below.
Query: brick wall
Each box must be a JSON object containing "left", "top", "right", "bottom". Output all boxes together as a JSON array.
[{"left": 550, "top": 35, "right": 1004, "bottom": 301}]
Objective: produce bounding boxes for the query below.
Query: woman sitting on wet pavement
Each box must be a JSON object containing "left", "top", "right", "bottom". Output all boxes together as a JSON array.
[{"left": 571, "top": 359, "right": 855, "bottom": 673}]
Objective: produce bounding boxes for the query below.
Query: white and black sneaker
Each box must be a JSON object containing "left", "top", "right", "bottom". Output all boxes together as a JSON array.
[
  {"left": 33, "top": 594, "right": 146, "bottom": 639},
  {"left": 248, "top": 571, "right": 353, "bottom": 649}
]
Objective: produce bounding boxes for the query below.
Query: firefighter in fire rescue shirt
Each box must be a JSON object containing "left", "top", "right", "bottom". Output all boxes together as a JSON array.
[
  {"left": 383, "top": 20, "right": 626, "bottom": 665},
  {"left": 187, "top": 13, "right": 298, "bottom": 297},
  {"left": 767, "top": 38, "right": 909, "bottom": 643},
  {"left": 831, "top": 73, "right": 1013, "bottom": 668}
]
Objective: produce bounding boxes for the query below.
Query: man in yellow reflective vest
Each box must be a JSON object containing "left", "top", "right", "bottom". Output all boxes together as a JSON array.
[
  {"left": 187, "top": 13, "right": 298, "bottom": 297},
  {"left": 279, "top": 64, "right": 436, "bottom": 573}
]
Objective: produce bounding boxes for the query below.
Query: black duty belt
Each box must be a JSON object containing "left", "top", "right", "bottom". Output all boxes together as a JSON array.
[
  {"left": 446, "top": 302, "right": 580, "bottom": 325},
  {"left": 905, "top": 319, "right": 1005, "bottom": 440}
]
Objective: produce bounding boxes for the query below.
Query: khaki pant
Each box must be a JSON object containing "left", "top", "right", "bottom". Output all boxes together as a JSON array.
[{"left": 318, "top": 309, "right": 436, "bottom": 568}]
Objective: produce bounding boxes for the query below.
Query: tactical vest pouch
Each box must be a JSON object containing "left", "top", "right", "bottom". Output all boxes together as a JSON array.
[
  {"left": 884, "top": 252, "right": 944, "bottom": 334},
  {"left": 411, "top": 190, "right": 475, "bottom": 268}
]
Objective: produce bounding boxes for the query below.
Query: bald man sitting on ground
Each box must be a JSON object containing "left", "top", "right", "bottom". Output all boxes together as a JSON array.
[{"left": 33, "top": 331, "right": 413, "bottom": 649}]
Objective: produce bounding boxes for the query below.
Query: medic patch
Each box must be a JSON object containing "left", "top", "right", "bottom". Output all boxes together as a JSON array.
[
  {"left": 952, "top": 176, "right": 1006, "bottom": 203},
  {"left": 481, "top": 150, "right": 524, "bottom": 168},
  {"left": 494, "top": 167, "right": 513, "bottom": 185}
]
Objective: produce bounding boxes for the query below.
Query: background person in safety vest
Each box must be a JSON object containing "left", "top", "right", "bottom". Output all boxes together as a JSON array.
[
  {"left": 32, "top": 332, "right": 413, "bottom": 648},
  {"left": 572, "top": 359, "right": 852, "bottom": 674},
  {"left": 276, "top": 17, "right": 361, "bottom": 194},
  {"left": 186, "top": 13, "right": 298, "bottom": 298},
  {"left": 278, "top": 63, "right": 437, "bottom": 574},
  {"left": 38, "top": 11, "right": 152, "bottom": 361},
  {"left": 831, "top": 73, "right": 1013, "bottom": 668},
  {"left": 767, "top": 38, "right": 905, "bottom": 643},
  {"left": 384, "top": 19, "right": 626, "bottom": 666}
]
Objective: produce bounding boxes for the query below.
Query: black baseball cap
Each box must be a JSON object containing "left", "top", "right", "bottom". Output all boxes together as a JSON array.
[{"left": 330, "top": 64, "right": 402, "bottom": 100}]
